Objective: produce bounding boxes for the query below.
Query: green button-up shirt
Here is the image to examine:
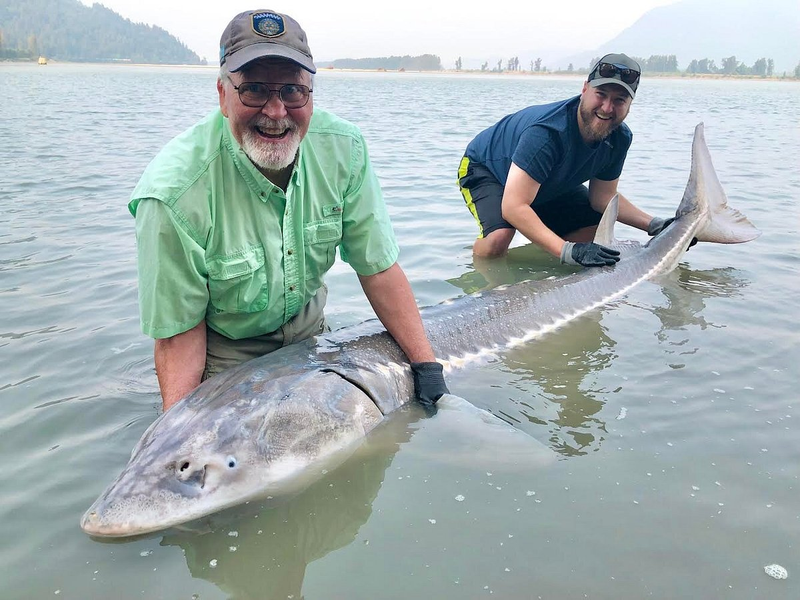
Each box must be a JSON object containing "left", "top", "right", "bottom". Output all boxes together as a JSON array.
[{"left": 129, "top": 108, "right": 399, "bottom": 340}]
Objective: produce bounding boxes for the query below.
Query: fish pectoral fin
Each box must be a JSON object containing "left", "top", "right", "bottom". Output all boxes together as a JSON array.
[{"left": 410, "top": 394, "right": 556, "bottom": 471}]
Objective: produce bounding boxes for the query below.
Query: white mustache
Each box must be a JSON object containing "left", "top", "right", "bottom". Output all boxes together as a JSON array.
[{"left": 253, "top": 117, "right": 296, "bottom": 133}]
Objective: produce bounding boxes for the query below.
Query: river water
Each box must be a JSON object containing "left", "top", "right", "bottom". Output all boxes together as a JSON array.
[{"left": 1, "top": 63, "right": 799, "bottom": 599}]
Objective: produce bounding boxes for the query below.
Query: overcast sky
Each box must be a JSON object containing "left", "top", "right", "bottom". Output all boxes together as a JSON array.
[{"left": 80, "top": 0, "right": 682, "bottom": 66}]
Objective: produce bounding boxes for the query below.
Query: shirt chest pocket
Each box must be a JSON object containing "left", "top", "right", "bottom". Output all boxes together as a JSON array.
[
  {"left": 303, "top": 204, "right": 343, "bottom": 281},
  {"left": 207, "top": 245, "right": 268, "bottom": 314}
]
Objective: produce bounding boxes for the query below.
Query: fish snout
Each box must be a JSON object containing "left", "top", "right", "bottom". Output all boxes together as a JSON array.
[
  {"left": 80, "top": 505, "right": 137, "bottom": 538},
  {"left": 80, "top": 509, "right": 101, "bottom": 534}
]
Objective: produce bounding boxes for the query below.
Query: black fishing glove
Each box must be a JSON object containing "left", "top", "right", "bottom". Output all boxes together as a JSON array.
[
  {"left": 647, "top": 216, "right": 675, "bottom": 236},
  {"left": 410, "top": 362, "right": 449, "bottom": 414},
  {"left": 560, "top": 242, "right": 620, "bottom": 267},
  {"left": 648, "top": 216, "right": 697, "bottom": 248}
]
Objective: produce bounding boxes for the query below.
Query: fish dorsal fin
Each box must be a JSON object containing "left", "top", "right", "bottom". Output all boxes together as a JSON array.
[{"left": 593, "top": 193, "right": 619, "bottom": 247}]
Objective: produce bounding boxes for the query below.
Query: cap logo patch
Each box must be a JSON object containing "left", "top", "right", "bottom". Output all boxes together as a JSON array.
[{"left": 252, "top": 12, "right": 285, "bottom": 38}]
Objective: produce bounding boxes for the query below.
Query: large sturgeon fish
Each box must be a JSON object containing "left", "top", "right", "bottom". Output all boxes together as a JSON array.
[{"left": 81, "top": 123, "right": 760, "bottom": 537}]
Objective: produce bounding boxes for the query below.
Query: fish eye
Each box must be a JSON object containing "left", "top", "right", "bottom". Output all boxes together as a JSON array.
[{"left": 227, "top": 456, "right": 237, "bottom": 469}]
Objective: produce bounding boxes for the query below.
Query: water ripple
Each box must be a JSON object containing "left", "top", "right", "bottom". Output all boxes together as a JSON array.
[{"left": 1, "top": 64, "right": 799, "bottom": 600}]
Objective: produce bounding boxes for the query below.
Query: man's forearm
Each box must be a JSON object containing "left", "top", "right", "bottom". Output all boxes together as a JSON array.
[
  {"left": 503, "top": 204, "right": 565, "bottom": 257},
  {"left": 358, "top": 263, "right": 436, "bottom": 363},
  {"left": 588, "top": 181, "right": 653, "bottom": 231},
  {"left": 614, "top": 193, "right": 654, "bottom": 231},
  {"left": 500, "top": 165, "right": 563, "bottom": 257},
  {"left": 154, "top": 320, "right": 207, "bottom": 411}
]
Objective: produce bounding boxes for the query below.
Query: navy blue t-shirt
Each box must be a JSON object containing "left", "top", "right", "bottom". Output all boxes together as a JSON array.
[{"left": 465, "top": 96, "right": 632, "bottom": 206}]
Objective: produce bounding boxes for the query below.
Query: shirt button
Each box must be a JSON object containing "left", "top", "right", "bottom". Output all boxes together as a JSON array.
[
  {"left": 289, "top": 285, "right": 296, "bottom": 292},
  {"left": 287, "top": 249, "right": 293, "bottom": 255}
]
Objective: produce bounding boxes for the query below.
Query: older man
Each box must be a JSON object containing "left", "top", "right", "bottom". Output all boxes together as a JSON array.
[
  {"left": 129, "top": 9, "right": 447, "bottom": 411},
  {"left": 458, "top": 53, "right": 677, "bottom": 266}
]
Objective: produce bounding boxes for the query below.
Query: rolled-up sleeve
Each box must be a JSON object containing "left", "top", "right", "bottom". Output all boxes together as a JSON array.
[{"left": 133, "top": 199, "right": 209, "bottom": 339}]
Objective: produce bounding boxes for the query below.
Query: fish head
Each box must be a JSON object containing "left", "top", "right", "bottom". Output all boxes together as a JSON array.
[{"left": 80, "top": 366, "right": 384, "bottom": 538}]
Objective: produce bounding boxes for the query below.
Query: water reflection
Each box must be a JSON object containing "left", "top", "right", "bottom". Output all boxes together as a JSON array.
[
  {"left": 160, "top": 415, "right": 413, "bottom": 600},
  {"left": 445, "top": 247, "right": 752, "bottom": 458},
  {"left": 502, "top": 314, "right": 614, "bottom": 457},
  {"left": 447, "top": 245, "right": 615, "bottom": 457},
  {"left": 651, "top": 265, "right": 749, "bottom": 337},
  {"left": 448, "top": 244, "right": 560, "bottom": 293}
]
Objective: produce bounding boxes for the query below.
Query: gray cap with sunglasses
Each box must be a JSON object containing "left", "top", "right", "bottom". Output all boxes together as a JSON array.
[
  {"left": 588, "top": 53, "right": 641, "bottom": 98},
  {"left": 220, "top": 9, "right": 317, "bottom": 74}
]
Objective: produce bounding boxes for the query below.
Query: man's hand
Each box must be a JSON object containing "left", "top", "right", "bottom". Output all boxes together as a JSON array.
[
  {"left": 410, "top": 362, "right": 449, "bottom": 415},
  {"left": 648, "top": 216, "right": 698, "bottom": 248},
  {"left": 647, "top": 216, "right": 674, "bottom": 236},
  {"left": 561, "top": 242, "right": 620, "bottom": 267}
]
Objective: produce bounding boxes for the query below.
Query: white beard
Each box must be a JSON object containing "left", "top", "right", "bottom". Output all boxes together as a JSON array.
[{"left": 240, "top": 118, "right": 301, "bottom": 172}]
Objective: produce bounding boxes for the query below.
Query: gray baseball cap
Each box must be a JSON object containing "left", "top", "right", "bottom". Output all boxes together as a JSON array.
[
  {"left": 588, "top": 53, "right": 641, "bottom": 98},
  {"left": 219, "top": 10, "right": 316, "bottom": 73}
]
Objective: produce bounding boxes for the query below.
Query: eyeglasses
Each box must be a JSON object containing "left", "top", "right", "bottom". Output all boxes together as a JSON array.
[
  {"left": 591, "top": 62, "right": 640, "bottom": 86},
  {"left": 231, "top": 82, "right": 313, "bottom": 109}
]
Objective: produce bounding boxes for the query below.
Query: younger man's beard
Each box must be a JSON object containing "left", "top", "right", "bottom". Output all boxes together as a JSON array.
[{"left": 578, "top": 101, "right": 624, "bottom": 144}]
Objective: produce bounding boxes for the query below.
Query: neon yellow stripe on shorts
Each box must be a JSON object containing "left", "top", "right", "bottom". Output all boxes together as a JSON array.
[{"left": 457, "top": 156, "right": 485, "bottom": 238}]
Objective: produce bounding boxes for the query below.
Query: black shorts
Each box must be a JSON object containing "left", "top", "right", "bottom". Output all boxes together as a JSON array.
[{"left": 457, "top": 156, "right": 602, "bottom": 238}]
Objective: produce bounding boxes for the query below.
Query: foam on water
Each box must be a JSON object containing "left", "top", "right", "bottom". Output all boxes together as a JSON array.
[{"left": 764, "top": 564, "right": 788, "bottom": 580}]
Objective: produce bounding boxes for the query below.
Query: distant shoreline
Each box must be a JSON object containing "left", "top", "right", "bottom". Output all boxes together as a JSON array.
[
  {"left": 324, "top": 67, "right": 799, "bottom": 82},
  {"left": 4, "top": 59, "right": 798, "bottom": 82},
  {"left": 0, "top": 59, "right": 212, "bottom": 69}
]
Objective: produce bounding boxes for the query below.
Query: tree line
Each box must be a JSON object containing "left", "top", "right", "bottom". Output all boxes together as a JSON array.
[
  {"left": 685, "top": 56, "right": 775, "bottom": 76},
  {"left": 454, "top": 53, "right": 798, "bottom": 77},
  {"left": 330, "top": 54, "right": 442, "bottom": 71},
  {"left": 0, "top": 0, "right": 202, "bottom": 64},
  {"left": 612, "top": 54, "right": 778, "bottom": 77},
  {"left": 576, "top": 54, "right": 789, "bottom": 76}
]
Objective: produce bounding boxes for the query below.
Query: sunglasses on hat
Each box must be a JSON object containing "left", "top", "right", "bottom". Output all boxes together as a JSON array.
[{"left": 591, "top": 62, "right": 640, "bottom": 85}]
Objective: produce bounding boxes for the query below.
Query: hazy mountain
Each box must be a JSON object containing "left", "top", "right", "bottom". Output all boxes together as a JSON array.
[
  {"left": 552, "top": 0, "right": 799, "bottom": 74},
  {"left": 0, "top": 0, "right": 202, "bottom": 64}
]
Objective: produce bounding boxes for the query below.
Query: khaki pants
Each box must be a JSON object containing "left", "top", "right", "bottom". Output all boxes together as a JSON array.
[{"left": 202, "top": 285, "right": 329, "bottom": 380}]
